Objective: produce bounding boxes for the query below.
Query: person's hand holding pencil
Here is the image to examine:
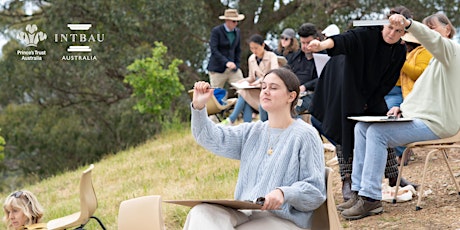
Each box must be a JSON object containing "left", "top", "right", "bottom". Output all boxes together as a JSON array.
[{"left": 192, "top": 81, "right": 214, "bottom": 110}]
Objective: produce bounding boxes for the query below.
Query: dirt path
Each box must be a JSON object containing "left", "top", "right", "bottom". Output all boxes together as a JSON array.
[{"left": 324, "top": 148, "right": 460, "bottom": 229}]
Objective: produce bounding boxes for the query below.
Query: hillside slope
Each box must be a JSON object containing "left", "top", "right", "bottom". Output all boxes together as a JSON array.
[{"left": 1, "top": 126, "right": 239, "bottom": 229}]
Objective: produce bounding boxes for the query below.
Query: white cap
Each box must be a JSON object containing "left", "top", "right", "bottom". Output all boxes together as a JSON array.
[{"left": 322, "top": 24, "right": 340, "bottom": 37}]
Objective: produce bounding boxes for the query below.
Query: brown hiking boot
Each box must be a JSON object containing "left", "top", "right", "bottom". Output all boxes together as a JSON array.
[
  {"left": 341, "top": 196, "right": 383, "bottom": 220},
  {"left": 337, "top": 191, "right": 358, "bottom": 211}
]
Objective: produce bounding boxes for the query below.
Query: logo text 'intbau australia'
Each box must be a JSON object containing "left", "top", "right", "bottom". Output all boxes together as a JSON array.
[
  {"left": 16, "top": 24, "right": 47, "bottom": 60},
  {"left": 55, "top": 23, "right": 104, "bottom": 61}
]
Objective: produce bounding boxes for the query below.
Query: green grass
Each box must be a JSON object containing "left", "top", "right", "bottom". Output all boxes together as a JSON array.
[{"left": 0, "top": 123, "right": 240, "bottom": 230}]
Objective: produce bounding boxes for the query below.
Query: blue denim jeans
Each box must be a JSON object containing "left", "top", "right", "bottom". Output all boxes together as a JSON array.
[
  {"left": 384, "top": 86, "right": 403, "bottom": 109},
  {"left": 352, "top": 119, "right": 439, "bottom": 200},
  {"left": 229, "top": 96, "right": 253, "bottom": 123}
]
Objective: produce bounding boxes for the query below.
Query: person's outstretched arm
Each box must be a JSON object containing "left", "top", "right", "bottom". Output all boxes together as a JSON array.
[{"left": 307, "top": 38, "right": 335, "bottom": 53}]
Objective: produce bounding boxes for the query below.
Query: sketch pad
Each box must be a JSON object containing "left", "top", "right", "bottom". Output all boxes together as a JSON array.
[
  {"left": 353, "top": 20, "right": 389, "bottom": 27},
  {"left": 348, "top": 116, "right": 413, "bottom": 122},
  {"left": 231, "top": 81, "right": 259, "bottom": 89},
  {"left": 164, "top": 199, "right": 263, "bottom": 209}
]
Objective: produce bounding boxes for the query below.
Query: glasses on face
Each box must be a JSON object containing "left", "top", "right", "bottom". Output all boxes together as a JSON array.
[
  {"left": 280, "top": 36, "right": 290, "bottom": 41},
  {"left": 232, "top": 20, "right": 238, "bottom": 23}
]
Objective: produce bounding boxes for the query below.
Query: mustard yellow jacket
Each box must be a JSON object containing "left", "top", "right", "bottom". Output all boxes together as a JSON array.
[{"left": 400, "top": 46, "right": 432, "bottom": 98}]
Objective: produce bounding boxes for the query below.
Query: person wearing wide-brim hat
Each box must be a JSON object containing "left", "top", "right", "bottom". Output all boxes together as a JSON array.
[
  {"left": 207, "top": 9, "right": 245, "bottom": 89},
  {"left": 218, "top": 8, "right": 245, "bottom": 21}
]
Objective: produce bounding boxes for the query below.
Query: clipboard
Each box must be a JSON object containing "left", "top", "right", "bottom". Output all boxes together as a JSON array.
[
  {"left": 348, "top": 116, "right": 413, "bottom": 122},
  {"left": 352, "top": 20, "right": 389, "bottom": 27},
  {"left": 164, "top": 199, "right": 263, "bottom": 210},
  {"left": 230, "top": 81, "right": 259, "bottom": 89}
]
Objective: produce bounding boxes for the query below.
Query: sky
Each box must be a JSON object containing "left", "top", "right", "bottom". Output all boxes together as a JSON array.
[{"left": 0, "top": 1, "right": 36, "bottom": 55}]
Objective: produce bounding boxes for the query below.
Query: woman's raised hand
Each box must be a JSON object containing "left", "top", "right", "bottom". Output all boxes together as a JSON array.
[
  {"left": 192, "top": 81, "right": 214, "bottom": 110},
  {"left": 389, "top": 14, "right": 410, "bottom": 28}
]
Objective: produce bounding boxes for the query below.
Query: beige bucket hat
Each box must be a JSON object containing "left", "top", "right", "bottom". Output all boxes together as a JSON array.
[
  {"left": 219, "top": 9, "right": 245, "bottom": 21},
  {"left": 401, "top": 32, "right": 420, "bottom": 44}
]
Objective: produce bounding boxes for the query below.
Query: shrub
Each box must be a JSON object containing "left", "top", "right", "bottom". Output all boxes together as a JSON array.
[{"left": 124, "top": 42, "right": 184, "bottom": 116}]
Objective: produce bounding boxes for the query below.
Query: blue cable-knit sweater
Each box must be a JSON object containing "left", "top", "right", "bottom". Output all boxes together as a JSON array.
[{"left": 191, "top": 105, "right": 326, "bottom": 228}]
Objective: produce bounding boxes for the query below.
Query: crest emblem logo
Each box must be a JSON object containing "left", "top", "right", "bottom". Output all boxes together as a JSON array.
[{"left": 17, "top": 24, "right": 47, "bottom": 47}]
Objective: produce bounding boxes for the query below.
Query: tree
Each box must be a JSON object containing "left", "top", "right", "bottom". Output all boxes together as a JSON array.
[
  {"left": 0, "top": 0, "right": 196, "bottom": 185},
  {"left": 125, "top": 42, "right": 184, "bottom": 116}
]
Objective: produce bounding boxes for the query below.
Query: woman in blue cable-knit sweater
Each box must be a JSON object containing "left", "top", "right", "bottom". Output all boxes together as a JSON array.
[{"left": 184, "top": 68, "right": 325, "bottom": 230}]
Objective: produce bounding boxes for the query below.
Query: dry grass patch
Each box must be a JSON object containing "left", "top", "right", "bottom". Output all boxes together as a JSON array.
[{"left": 0, "top": 125, "right": 239, "bottom": 230}]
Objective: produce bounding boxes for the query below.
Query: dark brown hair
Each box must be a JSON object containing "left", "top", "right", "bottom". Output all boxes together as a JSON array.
[
  {"left": 388, "top": 5, "right": 412, "bottom": 19},
  {"left": 298, "top": 23, "right": 318, "bottom": 38},
  {"left": 248, "top": 34, "right": 272, "bottom": 51}
]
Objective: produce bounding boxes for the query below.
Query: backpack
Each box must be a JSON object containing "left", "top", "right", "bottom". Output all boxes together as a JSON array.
[{"left": 213, "top": 88, "right": 228, "bottom": 105}]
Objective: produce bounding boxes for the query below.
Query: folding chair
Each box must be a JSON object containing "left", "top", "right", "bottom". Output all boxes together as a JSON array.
[
  {"left": 311, "top": 167, "right": 343, "bottom": 230},
  {"left": 117, "top": 195, "right": 165, "bottom": 230},
  {"left": 188, "top": 89, "right": 237, "bottom": 121},
  {"left": 47, "top": 164, "right": 106, "bottom": 230},
  {"left": 392, "top": 130, "right": 460, "bottom": 210}
]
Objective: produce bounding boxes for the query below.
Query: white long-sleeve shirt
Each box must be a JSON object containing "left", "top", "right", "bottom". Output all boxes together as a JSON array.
[
  {"left": 401, "top": 20, "right": 460, "bottom": 137},
  {"left": 191, "top": 105, "right": 326, "bottom": 228}
]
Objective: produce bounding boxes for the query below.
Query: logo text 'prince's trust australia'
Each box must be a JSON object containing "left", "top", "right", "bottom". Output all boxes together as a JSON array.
[
  {"left": 16, "top": 24, "right": 47, "bottom": 60},
  {"left": 55, "top": 24, "right": 104, "bottom": 61}
]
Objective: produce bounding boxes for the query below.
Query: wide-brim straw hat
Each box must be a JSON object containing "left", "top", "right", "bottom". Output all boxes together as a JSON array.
[
  {"left": 401, "top": 32, "right": 420, "bottom": 44},
  {"left": 219, "top": 9, "right": 245, "bottom": 21}
]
